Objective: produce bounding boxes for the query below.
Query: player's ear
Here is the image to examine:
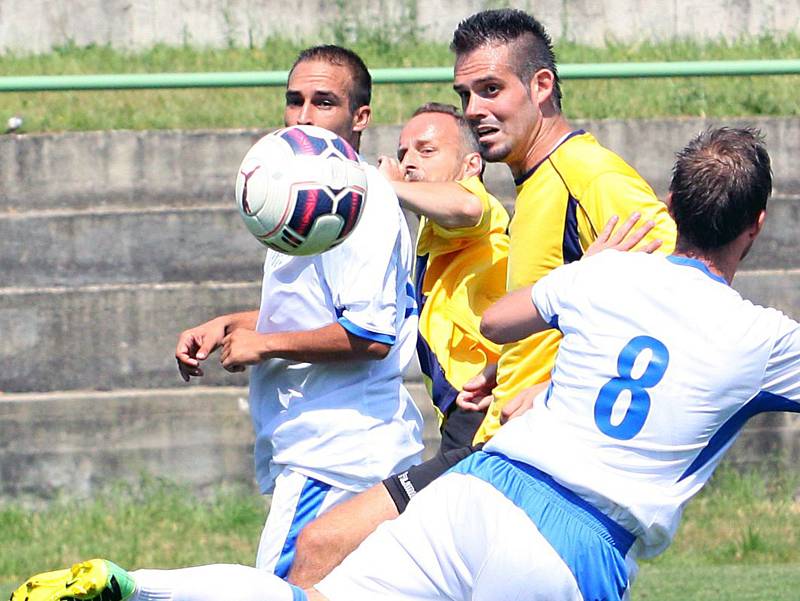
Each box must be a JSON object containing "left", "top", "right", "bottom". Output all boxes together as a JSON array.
[
  {"left": 530, "top": 68, "right": 556, "bottom": 109},
  {"left": 750, "top": 209, "right": 767, "bottom": 239},
  {"left": 664, "top": 192, "right": 674, "bottom": 216},
  {"left": 352, "top": 105, "right": 371, "bottom": 133},
  {"left": 461, "top": 151, "right": 483, "bottom": 179}
]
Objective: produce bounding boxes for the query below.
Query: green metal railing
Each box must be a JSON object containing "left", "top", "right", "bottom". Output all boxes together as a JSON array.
[{"left": 1, "top": 59, "right": 799, "bottom": 92}]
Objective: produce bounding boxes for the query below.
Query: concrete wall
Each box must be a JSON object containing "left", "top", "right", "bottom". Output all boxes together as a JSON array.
[
  {"left": 2, "top": 117, "right": 799, "bottom": 499},
  {"left": 1, "top": 0, "right": 799, "bottom": 54}
]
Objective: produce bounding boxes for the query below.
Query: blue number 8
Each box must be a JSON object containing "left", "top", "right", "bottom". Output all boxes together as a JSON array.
[{"left": 593, "top": 336, "right": 669, "bottom": 440}]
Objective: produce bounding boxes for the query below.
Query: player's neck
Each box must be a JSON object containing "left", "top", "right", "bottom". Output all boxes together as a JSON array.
[
  {"left": 673, "top": 242, "right": 737, "bottom": 285},
  {"left": 513, "top": 115, "right": 572, "bottom": 179}
]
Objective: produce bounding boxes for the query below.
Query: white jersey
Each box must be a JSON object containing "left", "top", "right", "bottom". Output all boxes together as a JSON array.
[
  {"left": 486, "top": 250, "right": 800, "bottom": 559},
  {"left": 249, "top": 165, "right": 424, "bottom": 494}
]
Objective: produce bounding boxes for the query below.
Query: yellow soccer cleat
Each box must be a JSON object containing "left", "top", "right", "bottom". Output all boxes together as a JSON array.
[{"left": 10, "top": 559, "right": 135, "bottom": 601}]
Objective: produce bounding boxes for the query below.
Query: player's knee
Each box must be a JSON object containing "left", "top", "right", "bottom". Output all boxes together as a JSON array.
[
  {"left": 292, "top": 519, "right": 338, "bottom": 580},
  {"left": 296, "top": 519, "right": 332, "bottom": 557}
]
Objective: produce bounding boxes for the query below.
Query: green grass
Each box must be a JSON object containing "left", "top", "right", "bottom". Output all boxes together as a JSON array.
[
  {"left": 634, "top": 564, "right": 800, "bottom": 600},
  {"left": 1, "top": 466, "right": 799, "bottom": 599},
  {"left": 0, "top": 36, "right": 798, "bottom": 132},
  {"left": 0, "top": 475, "right": 266, "bottom": 594}
]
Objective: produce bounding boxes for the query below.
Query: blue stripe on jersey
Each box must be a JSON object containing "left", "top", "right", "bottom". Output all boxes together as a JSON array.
[
  {"left": 666, "top": 255, "right": 729, "bottom": 285},
  {"left": 413, "top": 252, "right": 457, "bottom": 412},
  {"left": 679, "top": 391, "right": 800, "bottom": 481},
  {"left": 416, "top": 329, "right": 459, "bottom": 413},
  {"left": 563, "top": 196, "right": 584, "bottom": 264},
  {"left": 289, "top": 584, "right": 308, "bottom": 601},
  {"left": 405, "top": 280, "right": 419, "bottom": 318},
  {"left": 337, "top": 316, "right": 397, "bottom": 345},
  {"left": 451, "top": 451, "right": 633, "bottom": 601},
  {"left": 414, "top": 253, "right": 428, "bottom": 312},
  {"left": 274, "top": 477, "right": 332, "bottom": 579},
  {"left": 549, "top": 314, "right": 560, "bottom": 331}
]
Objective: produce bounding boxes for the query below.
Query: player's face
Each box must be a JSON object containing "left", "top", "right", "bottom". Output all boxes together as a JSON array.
[
  {"left": 397, "top": 113, "right": 465, "bottom": 183},
  {"left": 453, "top": 44, "right": 541, "bottom": 169},
  {"left": 284, "top": 60, "right": 362, "bottom": 147}
]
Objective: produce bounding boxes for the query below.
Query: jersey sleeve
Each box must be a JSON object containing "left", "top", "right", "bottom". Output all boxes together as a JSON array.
[
  {"left": 761, "top": 313, "right": 800, "bottom": 403},
  {"left": 322, "top": 170, "right": 406, "bottom": 345},
  {"left": 529, "top": 259, "right": 584, "bottom": 330},
  {"left": 583, "top": 171, "right": 677, "bottom": 254}
]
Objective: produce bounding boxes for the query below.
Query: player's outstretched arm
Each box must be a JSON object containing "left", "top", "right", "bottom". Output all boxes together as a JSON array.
[
  {"left": 220, "top": 322, "right": 390, "bottom": 372},
  {"left": 175, "top": 310, "right": 258, "bottom": 381},
  {"left": 481, "top": 287, "right": 550, "bottom": 345},
  {"left": 377, "top": 156, "right": 483, "bottom": 228}
]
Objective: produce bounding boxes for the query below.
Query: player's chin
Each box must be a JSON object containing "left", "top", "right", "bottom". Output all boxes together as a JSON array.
[{"left": 479, "top": 141, "right": 511, "bottom": 164}]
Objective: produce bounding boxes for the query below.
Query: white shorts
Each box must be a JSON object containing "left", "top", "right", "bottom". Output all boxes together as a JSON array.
[
  {"left": 316, "top": 451, "right": 635, "bottom": 601},
  {"left": 256, "top": 467, "right": 356, "bottom": 577}
]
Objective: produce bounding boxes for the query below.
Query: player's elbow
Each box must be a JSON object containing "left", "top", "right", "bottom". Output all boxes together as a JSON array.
[
  {"left": 460, "top": 195, "right": 484, "bottom": 225},
  {"left": 445, "top": 195, "right": 483, "bottom": 229},
  {"left": 363, "top": 341, "right": 391, "bottom": 360},
  {"left": 480, "top": 310, "right": 508, "bottom": 344}
]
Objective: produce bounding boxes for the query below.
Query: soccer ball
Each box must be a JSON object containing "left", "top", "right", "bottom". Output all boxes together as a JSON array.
[{"left": 235, "top": 125, "right": 367, "bottom": 256}]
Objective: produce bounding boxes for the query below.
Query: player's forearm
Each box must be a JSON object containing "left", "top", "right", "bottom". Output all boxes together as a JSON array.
[
  {"left": 392, "top": 181, "right": 482, "bottom": 229},
  {"left": 263, "top": 322, "right": 391, "bottom": 362},
  {"left": 219, "top": 310, "right": 259, "bottom": 332},
  {"left": 481, "top": 287, "right": 550, "bottom": 344}
]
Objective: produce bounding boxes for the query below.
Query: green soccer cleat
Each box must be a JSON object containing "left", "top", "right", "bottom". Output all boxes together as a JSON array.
[{"left": 10, "top": 559, "right": 136, "bottom": 601}]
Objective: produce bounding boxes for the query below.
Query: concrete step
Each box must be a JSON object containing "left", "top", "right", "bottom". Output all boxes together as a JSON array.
[
  {"left": 0, "top": 383, "right": 441, "bottom": 501},
  {"left": 2, "top": 205, "right": 265, "bottom": 287},
  {"left": 3, "top": 194, "right": 798, "bottom": 288},
  {"left": 2, "top": 384, "right": 796, "bottom": 501},
  {"left": 0, "top": 128, "right": 518, "bottom": 213},
  {"left": 0, "top": 129, "right": 263, "bottom": 212},
  {"left": 0, "top": 270, "right": 796, "bottom": 394},
  {"left": 3, "top": 120, "right": 798, "bottom": 214},
  {"left": 0, "top": 281, "right": 259, "bottom": 392}
]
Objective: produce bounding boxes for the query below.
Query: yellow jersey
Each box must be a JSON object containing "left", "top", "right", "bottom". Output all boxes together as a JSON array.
[
  {"left": 474, "top": 130, "right": 677, "bottom": 443},
  {"left": 415, "top": 176, "right": 510, "bottom": 422}
]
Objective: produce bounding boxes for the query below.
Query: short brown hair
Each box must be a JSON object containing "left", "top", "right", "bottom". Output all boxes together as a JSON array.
[
  {"left": 451, "top": 9, "right": 562, "bottom": 110},
  {"left": 670, "top": 127, "right": 772, "bottom": 251}
]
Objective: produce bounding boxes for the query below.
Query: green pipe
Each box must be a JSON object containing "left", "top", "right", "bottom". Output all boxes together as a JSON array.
[{"left": 1, "top": 59, "right": 799, "bottom": 92}]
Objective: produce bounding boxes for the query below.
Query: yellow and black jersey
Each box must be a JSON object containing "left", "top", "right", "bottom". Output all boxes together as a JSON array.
[
  {"left": 474, "top": 130, "right": 677, "bottom": 444},
  {"left": 415, "top": 176, "right": 510, "bottom": 422}
]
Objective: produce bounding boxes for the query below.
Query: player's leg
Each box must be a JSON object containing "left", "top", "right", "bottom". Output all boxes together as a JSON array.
[
  {"left": 314, "top": 468, "right": 572, "bottom": 601},
  {"left": 288, "top": 444, "right": 478, "bottom": 586},
  {"left": 313, "top": 471, "right": 481, "bottom": 601},
  {"left": 316, "top": 451, "right": 634, "bottom": 601},
  {"left": 288, "top": 483, "right": 398, "bottom": 586},
  {"left": 10, "top": 560, "right": 307, "bottom": 601},
  {"left": 257, "top": 467, "right": 355, "bottom": 577}
]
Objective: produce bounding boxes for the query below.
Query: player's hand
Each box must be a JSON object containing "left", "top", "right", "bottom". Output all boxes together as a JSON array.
[
  {"left": 500, "top": 381, "right": 549, "bottom": 424},
  {"left": 455, "top": 363, "right": 498, "bottom": 412},
  {"left": 377, "top": 155, "right": 404, "bottom": 182},
  {"left": 585, "top": 213, "right": 663, "bottom": 257},
  {"left": 175, "top": 319, "right": 227, "bottom": 382},
  {"left": 220, "top": 329, "right": 270, "bottom": 372}
]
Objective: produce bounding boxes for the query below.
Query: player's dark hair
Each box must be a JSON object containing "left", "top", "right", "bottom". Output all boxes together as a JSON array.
[
  {"left": 669, "top": 127, "right": 772, "bottom": 251},
  {"left": 450, "top": 9, "right": 562, "bottom": 110},
  {"left": 291, "top": 45, "right": 372, "bottom": 112},
  {"left": 412, "top": 102, "right": 481, "bottom": 155}
]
